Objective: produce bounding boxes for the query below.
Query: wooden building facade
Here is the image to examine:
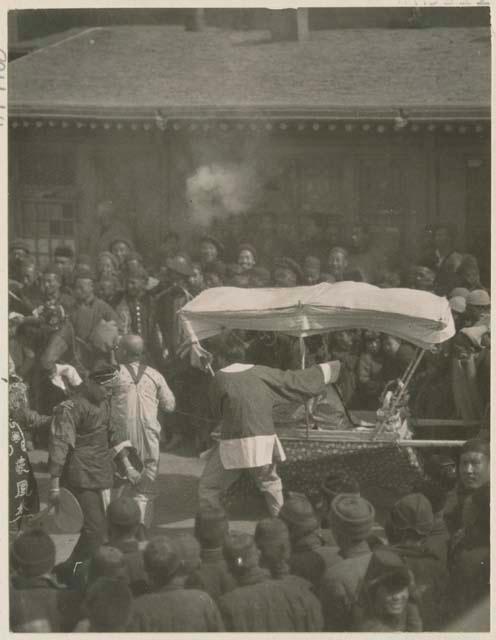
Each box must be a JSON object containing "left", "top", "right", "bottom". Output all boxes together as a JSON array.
[{"left": 8, "top": 24, "right": 490, "bottom": 267}]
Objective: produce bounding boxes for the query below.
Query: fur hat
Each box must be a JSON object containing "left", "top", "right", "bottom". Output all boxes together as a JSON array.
[{"left": 330, "top": 494, "right": 375, "bottom": 543}]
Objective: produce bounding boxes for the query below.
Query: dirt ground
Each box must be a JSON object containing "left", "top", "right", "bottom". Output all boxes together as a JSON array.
[
  {"left": 28, "top": 440, "right": 404, "bottom": 563},
  {"left": 30, "top": 445, "right": 265, "bottom": 564}
]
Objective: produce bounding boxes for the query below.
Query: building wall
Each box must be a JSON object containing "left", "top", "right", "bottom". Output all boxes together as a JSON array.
[{"left": 9, "top": 123, "right": 490, "bottom": 269}]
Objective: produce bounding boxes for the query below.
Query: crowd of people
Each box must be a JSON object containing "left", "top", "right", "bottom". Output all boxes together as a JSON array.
[
  {"left": 10, "top": 439, "right": 490, "bottom": 632},
  {"left": 8, "top": 202, "right": 491, "bottom": 632},
  {"left": 8, "top": 205, "right": 491, "bottom": 442}
]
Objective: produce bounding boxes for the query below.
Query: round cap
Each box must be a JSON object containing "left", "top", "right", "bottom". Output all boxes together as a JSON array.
[
  {"left": 466, "top": 289, "right": 490, "bottom": 306},
  {"left": 279, "top": 492, "right": 319, "bottom": 534},
  {"left": 449, "top": 296, "right": 466, "bottom": 314},
  {"left": 330, "top": 494, "right": 375, "bottom": 542},
  {"left": 449, "top": 287, "right": 470, "bottom": 300},
  {"left": 254, "top": 518, "right": 290, "bottom": 547}
]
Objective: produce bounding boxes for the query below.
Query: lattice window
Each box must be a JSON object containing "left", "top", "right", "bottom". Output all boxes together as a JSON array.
[{"left": 15, "top": 196, "right": 78, "bottom": 267}]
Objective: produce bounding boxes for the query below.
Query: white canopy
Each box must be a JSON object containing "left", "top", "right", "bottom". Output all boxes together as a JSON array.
[{"left": 179, "top": 282, "right": 455, "bottom": 349}]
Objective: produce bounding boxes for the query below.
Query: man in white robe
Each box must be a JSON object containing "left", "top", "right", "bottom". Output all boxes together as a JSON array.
[{"left": 111, "top": 335, "right": 175, "bottom": 534}]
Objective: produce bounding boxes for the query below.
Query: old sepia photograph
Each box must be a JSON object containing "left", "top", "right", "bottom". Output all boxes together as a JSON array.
[{"left": 5, "top": 3, "right": 491, "bottom": 634}]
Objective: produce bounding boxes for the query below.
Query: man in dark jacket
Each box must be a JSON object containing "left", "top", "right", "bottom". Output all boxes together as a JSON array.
[
  {"left": 106, "top": 497, "right": 149, "bottom": 596},
  {"left": 186, "top": 508, "right": 237, "bottom": 600},
  {"left": 385, "top": 492, "right": 449, "bottom": 631},
  {"left": 444, "top": 438, "right": 490, "bottom": 535},
  {"left": 219, "top": 533, "right": 321, "bottom": 631},
  {"left": 254, "top": 518, "right": 324, "bottom": 631},
  {"left": 48, "top": 366, "right": 140, "bottom": 568},
  {"left": 320, "top": 494, "right": 375, "bottom": 631},
  {"left": 129, "top": 536, "right": 224, "bottom": 632},
  {"left": 10, "top": 529, "right": 82, "bottom": 632},
  {"left": 278, "top": 492, "right": 339, "bottom": 590},
  {"left": 199, "top": 332, "right": 341, "bottom": 516}
]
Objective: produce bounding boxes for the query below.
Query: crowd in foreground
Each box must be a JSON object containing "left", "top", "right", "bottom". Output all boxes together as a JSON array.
[{"left": 10, "top": 437, "right": 489, "bottom": 632}]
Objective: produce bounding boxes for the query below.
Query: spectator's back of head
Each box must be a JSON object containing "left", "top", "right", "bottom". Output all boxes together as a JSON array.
[
  {"left": 87, "top": 546, "right": 128, "bottom": 586},
  {"left": 107, "top": 496, "right": 141, "bottom": 539},
  {"left": 173, "top": 533, "right": 201, "bottom": 576},
  {"left": 386, "top": 493, "right": 433, "bottom": 544},
  {"left": 330, "top": 494, "right": 375, "bottom": 548},
  {"left": 85, "top": 577, "right": 133, "bottom": 632},
  {"left": 223, "top": 533, "right": 260, "bottom": 577},
  {"left": 194, "top": 508, "right": 229, "bottom": 549},
  {"left": 11, "top": 529, "right": 56, "bottom": 578},
  {"left": 278, "top": 492, "right": 319, "bottom": 541},
  {"left": 144, "top": 536, "right": 181, "bottom": 587},
  {"left": 254, "top": 518, "right": 291, "bottom": 576}
]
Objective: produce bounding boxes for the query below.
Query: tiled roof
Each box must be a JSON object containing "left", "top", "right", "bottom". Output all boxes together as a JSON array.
[{"left": 8, "top": 25, "right": 490, "bottom": 118}]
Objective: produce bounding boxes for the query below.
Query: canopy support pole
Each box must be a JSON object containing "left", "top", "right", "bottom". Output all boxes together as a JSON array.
[
  {"left": 392, "top": 348, "right": 425, "bottom": 411},
  {"left": 300, "top": 336, "right": 311, "bottom": 440}
]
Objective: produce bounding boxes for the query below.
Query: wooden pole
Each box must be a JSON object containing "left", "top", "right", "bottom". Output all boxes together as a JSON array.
[
  {"left": 411, "top": 419, "right": 481, "bottom": 428},
  {"left": 397, "top": 439, "right": 466, "bottom": 447},
  {"left": 299, "top": 336, "right": 311, "bottom": 440}
]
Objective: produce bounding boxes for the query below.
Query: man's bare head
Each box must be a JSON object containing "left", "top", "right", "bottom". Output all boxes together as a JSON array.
[{"left": 118, "top": 334, "right": 145, "bottom": 363}]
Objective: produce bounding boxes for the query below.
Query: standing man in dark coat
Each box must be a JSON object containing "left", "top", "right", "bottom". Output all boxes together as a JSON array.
[
  {"left": 444, "top": 438, "right": 490, "bottom": 535},
  {"left": 385, "top": 492, "right": 449, "bottom": 631},
  {"left": 115, "top": 265, "right": 164, "bottom": 367},
  {"left": 48, "top": 366, "right": 140, "bottom": 570},
  {"left": 129, "top": 536, "right": 224, "bottom": 632},
  {"left": 186, "top": 508, "right": 236, "bottom": 600},
  {"left": 199, "top": 333, "right": 341, "bottom": 516},
  {"left": 70, "top": 274, "right": 120, "bottom": 373},
  {"left": 219, "top": 533, "right": 321, "bottom": 632},
  {"left": 278, "top": 492, "right": 339, "bottom": 590}
]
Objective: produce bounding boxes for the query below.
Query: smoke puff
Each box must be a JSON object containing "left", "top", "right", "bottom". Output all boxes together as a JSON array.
[{"left": 186, "top": 163, "right": 260, "bottom": 227}]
